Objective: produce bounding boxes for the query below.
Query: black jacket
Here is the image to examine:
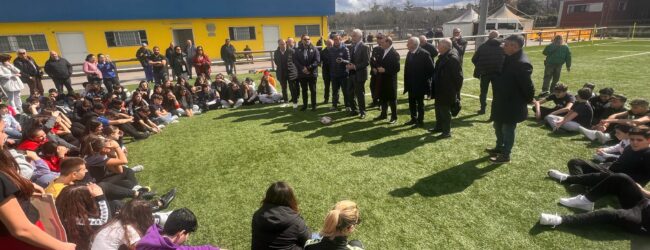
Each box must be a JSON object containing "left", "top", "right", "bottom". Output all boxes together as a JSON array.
[
  {"left": 13, "top": 57, "right": 41, "bottom": 81},
  {"left": 328, "top": 44, "right": 350, "bottom": 79},
  {"left": 472, "top": 38, "right": 505, "bottom": 77},
  {"left": 170, "top": 52, "right": 188, "bottom": 75},
  {"left": 294, "top": 43, "right": 320, "bottom": 79},
  {"left": 251, "top": 204, "right": 310, "bottom": 250},
  {"left": 376, "top": 47, "right": 401, "bottom": 100},
  {"left": 420, "top": 43, "right": 439, "bottom": 63},
  {"left": 274, "top": 48, "right": 297, "bottom": 82},
  {"left": 404, "top": 48, "right": 434, "bottom": 96},
  {"left": 347, "top": 42, "right": 370, "bottom": 82},
  {"left": 44, "top": 57, "right": 72, "bottom": 79},
  {"left": 135, "top": 47, "right": 153, "bottom": 66},
  {"left": 451, "top": 36, "right": 468, "bottom": 60},
  {"left": 490, "top": 50, "right": 535, "bottom": 123},
  {"left": 432, "top": 49, "right": 463, "bottom": 106},
  {"left": 320, "top": 47, "right": 331, "bottom": 76},
  {"left": 221, "top": 44, "right": 236, "bottom": 63}
]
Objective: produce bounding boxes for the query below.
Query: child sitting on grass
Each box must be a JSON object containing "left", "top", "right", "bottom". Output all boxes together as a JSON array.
[
  {"left": 593, "top": 124, "right": 631, "bottom": 162},
  {"left": 545, "top": 87, "right": 593, "bottom": 132},
  {"left": 584, "top": 99, "right": 650, "bottom": 144},
  {"left": 533, "top": 84, "right": 575, "bottom": 121},
  {"left": 136, "top": 208, "right": 221, "bottom": 250},
  {"left": 589, "top": 87, "right": 614, "bottom": 125}
]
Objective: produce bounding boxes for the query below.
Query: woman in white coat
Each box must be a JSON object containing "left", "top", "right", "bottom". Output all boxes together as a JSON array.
[{"left": 0, "top": 54, "right": 25, "bottom": 113}]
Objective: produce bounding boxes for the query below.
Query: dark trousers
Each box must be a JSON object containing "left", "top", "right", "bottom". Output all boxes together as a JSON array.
[
  {"left": 533, "top": 106, "right": 561, "bottom": 118},
  {"left": 434, "top": 104, "right": 452, "bottom": 134},
  {"left": 322, "top": 71, "right": 331, "bottom": 103},
  {"left": 567, "top": 159, "right": 604, "bottom": 176},
  {"left": 299, "top": 77, "right": 317, "bottom": 108},
  {"left": 561, "top": 173, "right": 649, "bottom": 234},
  {"left": 52, "top": 77, "right": 74, "bottom": 94},
  {"left": 117, "top": 123, "right": 149, "bottom": 140},
  {"left": 289, "top": 80, "right": 300, "bottom": 104},
  {"left": 143, "top": 64, "right": 154, "bottom": 82},
  {"left": 347, "top": 78, "right": 366, "bottom": 114},
  {"left": 185, "top": 58, "right": 194, "bottom": 78},
  {"left": 331, "top": 77, "right": 346, "bottom": 107},
  {"left": 97, "top": 168, "right": 138, "bottom": 200},
  {"left": 153, "top": 70, "right": 166, "bottom": 85},
  {"left": 479, "top": 74, "right": 497, "bottom": 110},
  {"left": 279, "top": 78, "right": 289, "bottom": 103},
  {"left": 380, "top": 98, "right": 397, "bottom": 120},
  {"left": 225, "top": 62, "right": 234, "bottom": 75},
  {"left": 408, "top": 93, "right": 425, "bottom": 123},
  {"left": 493, "top": 121, "right": 517, "bottom": 156},
  {"left": 23, "top": 77, "right": 44, "bottom": 95},
  {"left": 369, "top": 77, "right": 379, "bottom": 105},
  {"left": 103, "top": 77, "right": 118, "bottom": 94},
  {"left": 542, "top": 64, "right": 563, "bottom": 92}
]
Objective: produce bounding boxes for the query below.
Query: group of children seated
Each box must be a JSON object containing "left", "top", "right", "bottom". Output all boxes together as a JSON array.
[{"left": 530, "top": 83, "right": 650, "bottom": 235}]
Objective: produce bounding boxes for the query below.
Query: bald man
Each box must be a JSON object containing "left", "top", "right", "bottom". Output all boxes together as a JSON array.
[
  {"left": 44, "top": 51, "right": 74, "bottom": 94},
  {"left": 451, "top": 28, "right": 468, "bottom": 64},
  {"left": 472, "top": 30, "right": 505, "bottom": 114}
]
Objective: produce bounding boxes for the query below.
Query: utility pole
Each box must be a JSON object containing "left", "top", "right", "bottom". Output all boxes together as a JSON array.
[{"left": 477, "top": 0, "right": 489, "bottom": 46}]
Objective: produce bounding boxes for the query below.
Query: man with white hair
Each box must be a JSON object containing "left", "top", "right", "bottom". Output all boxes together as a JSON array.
[
  {"left": 486, "top": 35, "right": 535, "bottom": 163},
  {"left": 403, "top": 37, "right": 434, "bottom": 128},
  {"left": 13, "top": 49, "right": 44, "bottom": 95},
  {"left": 472, "top": 30, "right": 505, "bottom": 115},
  {"left": 451, "top": 28, "right": 468, "bottom": 64},
  {"left": 346, "top": 29, "right": 370, "bottom": 119},
  {"left": 429, "top": 38, "right": 463, "bottom": 139}
]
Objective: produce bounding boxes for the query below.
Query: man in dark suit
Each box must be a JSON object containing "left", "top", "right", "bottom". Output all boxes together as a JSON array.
[
  {"left": 472, "top": 30, "right": 505, "bottom": 115},
  {"left": 372, "top": 36, "right": 401, "bottom": 124},
  {"left": 404, "top": 37, "right": 435, "bottom": 128},
  {"left": 368, "top": 34, "right": 385, "bottom": 109},
  {"left": 273, "top": 39, "right": 293, "bottom": 105},
  {"left": 346, "top": 29, "right": 371, "bottom": 119},
  {"left": 293, "top": 34, "right": 320, "bottom": 111},
  {"left": 487, "top": 35, "right": 535, "bottom": 163},
  {"left": 320, "top": 39, "right": 332, "bottom": 104},
  {"left": 418, "top": 35, "right": 438, "bottom": 63},
  {"left": 429, "top": 38, "right": 463, "bottom": 139}
]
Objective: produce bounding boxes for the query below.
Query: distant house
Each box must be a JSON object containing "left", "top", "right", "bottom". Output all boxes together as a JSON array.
[
  {"left": 557, "top": 0, "right": 650, "bottom": 27},
  {"left": 0, "top": 0, "right": 334, "bottom": 66}
]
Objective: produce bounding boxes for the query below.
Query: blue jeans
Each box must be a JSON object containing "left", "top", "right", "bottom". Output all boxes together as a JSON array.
[
  {"left": 143, "top": 64, "right": 154, "bottom": 82},
  {"left": 4, "top": 128, "right": 21, "bottom": 139},
  {"left": 493, "top": 121, "right": 517, "bottom": 157}
]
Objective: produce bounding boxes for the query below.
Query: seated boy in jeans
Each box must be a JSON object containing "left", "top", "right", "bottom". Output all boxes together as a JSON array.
[
  {"left": 533, "top": 83, "right": 575, "bottom": 120},
  {"left": 545, "top": 87, "right": 593, "bottom": 132},
  {"left": 149, "top": 94, "right": 179, "bottom": 125}
]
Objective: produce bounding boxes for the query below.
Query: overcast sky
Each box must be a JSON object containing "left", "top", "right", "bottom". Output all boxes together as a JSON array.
[{"left": 336, "top": 0, "right": 476, "bottom": 12}]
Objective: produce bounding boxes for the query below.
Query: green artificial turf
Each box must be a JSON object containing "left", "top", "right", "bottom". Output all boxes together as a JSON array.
[{"left": 127, "top": 39, "right": 650, "bottom": 249}]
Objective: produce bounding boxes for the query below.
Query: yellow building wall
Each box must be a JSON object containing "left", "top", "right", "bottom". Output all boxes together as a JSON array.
[{"left": 0, "top": 16, "right": 328, "bottom": 67}]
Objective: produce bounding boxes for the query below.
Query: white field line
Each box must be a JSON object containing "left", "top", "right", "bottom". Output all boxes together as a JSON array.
[
  {"left": 597, "top": 50, "right": 646, "bottom": 53},
  {"left": 597, "top": 45, "right": 650, "bottom": 47},
  {"left": 568, "top": 40, "right": 632, "bottom": 49},
  {"left": 605, "top": 51, "right": 650, "bottom": 60},
  {"left": 380, "top": 79, "right": 484, "bottom": 102}
]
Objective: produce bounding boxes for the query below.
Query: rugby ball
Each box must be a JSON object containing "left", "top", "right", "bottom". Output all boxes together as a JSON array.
[{"left": 320, "top": 116, "right": 333, "bottom": 125}]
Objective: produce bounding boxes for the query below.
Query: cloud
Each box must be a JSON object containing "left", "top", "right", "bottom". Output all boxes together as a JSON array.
[{"left": 336, "top": 0, "right": 475, "bottom": 12}]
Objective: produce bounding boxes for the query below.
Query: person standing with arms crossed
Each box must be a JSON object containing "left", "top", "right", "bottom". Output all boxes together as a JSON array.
[{"left": 486, "top": 35, "right": 535, "bottom": 163}]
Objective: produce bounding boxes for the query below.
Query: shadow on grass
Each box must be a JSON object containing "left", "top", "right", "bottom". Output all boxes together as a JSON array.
[
  {"left": 351, "top": 133, "right": 438, "bottom": 158},
  {"left": 529, "top": 222, "right": 647, "bottom": 244},
  {"left": 389, "top": 156, "right": 501, "bottom": 197}
]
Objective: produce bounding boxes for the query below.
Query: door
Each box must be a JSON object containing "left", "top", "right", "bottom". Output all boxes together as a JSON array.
[
  {"left": 263, "top": 26, "right": 280, "bottom": 51},
  {"left": 172, "top": 29, "right": 194, "bottom": 48},
  {"left": 55, "top": 32, "right": 88, "bottom": 70}
]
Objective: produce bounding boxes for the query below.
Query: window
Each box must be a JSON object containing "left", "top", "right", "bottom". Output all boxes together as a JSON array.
[
  {"left": 294, "top": 25, "right": 321, "bottom": 37},
  {"left": 0, "top": 34, "right": 48, "bottom": 53},
  {"left": 105, "top": 30, "right": 147, "bottom": 47},
  {"left": 228, "top": 27, "right": 256, "bottom": 41},
  {"left": 617, "top": 1, "right": 627, "bottom": 11},
  {"left": 485, "top": 23, "right": 496, "bottom": 30},
  {"left": 498, "top": 23, "right": 517, "bottom": 30},
  {"left": 568, "top": 4, "right": 588, "bottom": 13}
]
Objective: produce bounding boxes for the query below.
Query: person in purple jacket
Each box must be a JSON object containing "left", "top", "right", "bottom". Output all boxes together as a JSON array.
[{"left": 136, "top": 208, "right": 221, "bottom": 250}]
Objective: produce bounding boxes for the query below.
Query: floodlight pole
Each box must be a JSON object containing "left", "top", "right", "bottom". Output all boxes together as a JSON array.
[{"left": 477, "top": 0, "right": 489, "bottom": 46}]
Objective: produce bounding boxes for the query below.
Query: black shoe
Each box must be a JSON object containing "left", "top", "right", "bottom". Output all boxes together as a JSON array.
[
  {"left": 360, "top": 113, "right": 366, "bottom": 119},
  {"left": 410, "top": 123, "right": 423, "bottom": 129},
  {"left": 537, "top": 91, "right": 550, "bottom": 98},
  {"left": 323, "top": 100, "right": 329, "bottom": 104},
  {"left": 311, "top": 106, "right": 317, "bottom": 111},
  {"left": 484, "top": 148, "right": 502, "bottom": 156},
  {"left": 404, "top": 119, "right": 417, "bottom": 126},
  {"left": 373, "top": 115, "right": 387, "bottom": 121},
  {"left": 428, "top": 128, "right": 443, "bottom": 134},
  {"left": 489, "top": 154, "right": 510, "bottom": 164},
  {"left": 137, "top": 191, "right": 156, "bottom": 200},
  {"left": 388, "top": 118, "right": 397, "bottom": 124},
  {"left": 436, "top": 133, "right": 451, "bottom": 139},
  {"left": 477, "top": 109, "right": 486, "bottom": 115},
  {"left": 152, "top": 188, "right": 177, "bottom": 212},
  {"left": 349, "top": 111, "right": 359, "bottom": 117},
  {"left": 300, "top": 106, "right": 307, "bottom": 111}
]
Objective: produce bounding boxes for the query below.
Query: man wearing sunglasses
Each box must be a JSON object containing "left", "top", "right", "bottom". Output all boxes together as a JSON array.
[
  {"left": 293, "top": 34, "right": 320, "bottom": 111},
  {"left": 13, "top": 49, "right": 44, "bottom": 95}
]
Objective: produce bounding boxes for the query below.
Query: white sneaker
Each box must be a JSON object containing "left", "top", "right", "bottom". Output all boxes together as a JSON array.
[
  {"left": 595, "top": 131, "right": 611, "bottom": 144},
  {"left": 579, "top": 127, "right": 597, "bottom": 141},
  {"left": 153, "top": 210, "right": 174, "bottom": 227},
  {"left": 547, "top": 169, "right": 569, "bottom": 182},
  {"left": 559, "top": 195, "right": 594, "bottom": 211},
  {"left": 130, "top": 165, "right": 144, "bottom": 173},
  {"left": 293, "top": 103, "right": 298, "bottom": 109},
  {"left": 539, "top": 213, "right": 563, "bottom": 227},
  {"left": 280, "top": 103, "right": 288, "bottom": 108},
  {"left": 171, "top": 120, "right": 180, "bottom": 124},
  {"left": 157, "top": 124, "right": 166, "bottom": 129}
]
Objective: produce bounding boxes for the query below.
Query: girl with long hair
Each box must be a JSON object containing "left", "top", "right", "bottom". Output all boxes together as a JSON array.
[
  {"left": 56, "top": 184, "right": 109, "bottom": 250},
  {"left": 91, "top": 199, "right": 154, "bottom": 250},
  {"left": 252, "top": 181, "right": 310, "bottom": 249}
]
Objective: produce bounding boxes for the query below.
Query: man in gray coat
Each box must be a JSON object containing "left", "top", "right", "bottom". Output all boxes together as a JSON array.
[
  {"left": 185, "top": 40, "right": 196, "bottom": 79},
  {"left": 346, "top": 29, "right": 370, "bottom": 119}
]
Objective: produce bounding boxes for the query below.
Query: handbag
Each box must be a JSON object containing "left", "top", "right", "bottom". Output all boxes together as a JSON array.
[{"left": 451, "top": 97, "right": 462, "bottom": 117}]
